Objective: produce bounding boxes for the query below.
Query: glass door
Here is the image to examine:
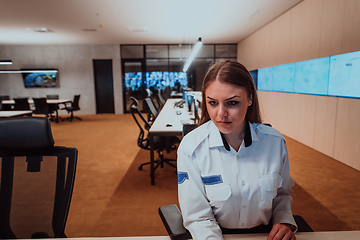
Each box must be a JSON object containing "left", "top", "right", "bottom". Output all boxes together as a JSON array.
[{"left": 122, "top": 60, "right": 146, "bottom": 113}]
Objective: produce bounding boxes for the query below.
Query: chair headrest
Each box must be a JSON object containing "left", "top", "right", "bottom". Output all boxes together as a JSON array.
[{"left": 0, "top": 117, "right": 55, "bottom": 150}]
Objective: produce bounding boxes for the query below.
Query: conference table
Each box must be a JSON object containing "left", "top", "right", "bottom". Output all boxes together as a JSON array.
[
  {"left": 0, "top": 110, "right": 33, "bottom": 118},
  {"left": 2, "top": 99, "right": 72, "bottom": 123},
  {"left": 148, "top": 98, "right": 196, "bottom": 185}
]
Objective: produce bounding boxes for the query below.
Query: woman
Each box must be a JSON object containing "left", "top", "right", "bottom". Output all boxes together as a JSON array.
[{"left": 177, "top": 60, "right": 297, "bottom": 240}]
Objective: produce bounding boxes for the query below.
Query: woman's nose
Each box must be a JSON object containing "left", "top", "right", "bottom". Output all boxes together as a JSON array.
[{"left": 218, "top": 104, "right": 228, "bottom": 117}]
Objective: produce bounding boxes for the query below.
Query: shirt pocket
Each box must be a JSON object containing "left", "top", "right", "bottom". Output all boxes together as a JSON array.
[
  {"left": 205, "top": 184, "right": 232, "bottom": 202},
  {"left": 258, "top": 174, "right": 282, "bottom": 210}
]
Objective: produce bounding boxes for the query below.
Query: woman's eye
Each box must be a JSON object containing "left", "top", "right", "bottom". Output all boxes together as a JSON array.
[
  {"left": 227, "top": 101, "right": 238, "bottom": 106},
  {"left": 208, "top": 101, "right": 218, "bottom": 106}
]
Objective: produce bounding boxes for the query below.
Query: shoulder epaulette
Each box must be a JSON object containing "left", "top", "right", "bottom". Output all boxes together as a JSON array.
[
  {"left": 256, "top": 124, "right": 285, "bottom": 141},
  {"left": 178, "top": 123, "right": 209, "bottom": 156}
]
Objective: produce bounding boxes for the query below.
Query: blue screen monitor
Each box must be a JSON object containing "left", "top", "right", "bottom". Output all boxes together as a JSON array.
[
  {"left": 257, "top": 67, "right": 273, "bottom": 91},
  {"left": 294, "top": 57, "right": 330, "bottom": 95},
  {"left": 328, "top": 51, "right": 360, "bottom": 98},
  {"left": 272, "top": 63, "right": 295, "bottom": 93}
]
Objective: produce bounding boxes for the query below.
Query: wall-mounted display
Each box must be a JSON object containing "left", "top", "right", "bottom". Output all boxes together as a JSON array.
[
  {"left": 328, "top": 51, "right": 360, "bottom": 98},
  {"left": 21, "top": 69, "right": 58, "bottom": 88},
  {"left": 257, "top": 50, "right": 359, "bottom": 99}
]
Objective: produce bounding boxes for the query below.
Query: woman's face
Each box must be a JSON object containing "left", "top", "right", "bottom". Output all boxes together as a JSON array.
[{"left": 205, "top": 80, "right": 252, "bottom": 139}]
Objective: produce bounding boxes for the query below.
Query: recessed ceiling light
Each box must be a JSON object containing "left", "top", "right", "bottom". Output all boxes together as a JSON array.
[
  {"left": 127, "top": 27, "right": 150, "bottom": 33},
  {"left": 26, "top": 28, "right": 53, "bottom": 33}
]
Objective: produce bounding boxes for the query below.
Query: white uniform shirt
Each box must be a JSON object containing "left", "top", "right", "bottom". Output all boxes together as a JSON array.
[{"left": 177, "top": 120, "right": 297, "bottom": 240}]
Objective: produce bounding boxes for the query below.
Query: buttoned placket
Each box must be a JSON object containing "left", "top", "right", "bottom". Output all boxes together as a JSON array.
[{"left": 234, "top": 142, "right": 250, "bottom": 228}]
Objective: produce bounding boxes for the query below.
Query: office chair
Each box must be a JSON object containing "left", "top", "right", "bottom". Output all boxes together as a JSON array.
[
  {"left": 130, "top": 97, "right": 180, "bottom": 171},
  {"left": 157, "top": 89, "right": 165, "bottom": 107},
  {"left": 0, "top": 117, "right": 77, "bottom": 239},
  {"left": 61, "top": 95, "right": 82, "bottom": 122},
  {"left": 33, "top": 98, "right": 55, "bottom": 121},
  {"left": 46, "top": 95, "right": 59, "bottom": 100},
  {"left": 144, "top": 97, "right": 159, "bottom": 124},
  {"left": 159, "top": 204, "right": 314, "bottom": 240},
  {"left": 14, "top": 98, "right": 31, "bottom": 110},
  {"left": 0, "top": 96, "right": 11, "bottom": 111}
]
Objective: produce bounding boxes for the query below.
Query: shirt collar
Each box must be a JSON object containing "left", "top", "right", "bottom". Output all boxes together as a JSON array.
[{"left": 208, "top": 120, "right": 259, "bottom": 151}]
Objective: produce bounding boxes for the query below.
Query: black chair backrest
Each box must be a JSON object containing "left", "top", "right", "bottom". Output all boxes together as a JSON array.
[
  {"left": 72, "top": 95, "right": 80, "bottom": 110},
  {"left": 0, "top": 117, "right": 77, "bottom": 239},
  {"left": 130, "top": 97, "right": 151, "bottom": 150},
  {"left": 33, "top": 98, "right": 50, "bottom": 115},
  {"left": 14, "top": 98, "right": 30, "bottom": 110},
  {"left": 0, "top": 95, "right": 10, "bottom": 101},
  {"left": 0, "top": 96, "right": 11, "bottom": 110},
  {"left": 46, "top": 95, "right": 59, "bottom": 100}
]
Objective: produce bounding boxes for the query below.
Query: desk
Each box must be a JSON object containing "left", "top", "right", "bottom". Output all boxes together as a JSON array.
[
  {"left": 0, "top": 111, "right": 33, "bottom": 118},
  {"left": 2, "top": 99, "right": 71, "bottom": 123},
  {"left": 148, "top": 99, "right": 195, "bottom": 185},
  {"left": 16, "top": 231, "right": 360, "bottom": 239}
]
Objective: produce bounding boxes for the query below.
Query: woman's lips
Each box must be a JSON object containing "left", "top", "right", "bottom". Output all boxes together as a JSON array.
[{"left": 217, "top": 121, "right": 231, "bottom": 126}]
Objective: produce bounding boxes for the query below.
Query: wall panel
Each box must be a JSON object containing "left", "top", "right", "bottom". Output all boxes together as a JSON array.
[
  {"left": 313, "top": 96, "right": 337, "bottom": 158},
  {"left": 319, "top": 0, "right": 345, "bottom": 57},
  {"left": 342, "top": 0, "right": 360, "bottom": 53},
  {"left": 334, "top": 98, "right": 360, "bottom": 170},
  {"left": 298, "top": 94, "right": 316, "bottom": 148}
]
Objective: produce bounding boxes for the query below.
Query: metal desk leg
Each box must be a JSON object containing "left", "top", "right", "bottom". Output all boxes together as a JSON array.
[{"left": 149, "top": 133, "right": 155, "bottom": 185}]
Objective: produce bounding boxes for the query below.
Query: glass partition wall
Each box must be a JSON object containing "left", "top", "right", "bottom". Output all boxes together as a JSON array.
[{"left": 121, "top": 44, "right": 237, "bottom": 113}]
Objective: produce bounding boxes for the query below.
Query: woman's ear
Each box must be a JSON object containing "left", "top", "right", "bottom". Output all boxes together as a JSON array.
[{"left": 248, "top": 94, "right": 253, "bottom": 106}]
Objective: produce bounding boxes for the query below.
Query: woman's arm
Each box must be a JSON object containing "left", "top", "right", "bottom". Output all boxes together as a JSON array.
[
  {"left": 177, "top": 149, "right": 223, "bottom": 240},
  {"left": 270, "top": 140, "right": 297, "bottom": 239}
]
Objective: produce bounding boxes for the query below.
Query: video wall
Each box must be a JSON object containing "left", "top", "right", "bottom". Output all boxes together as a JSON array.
[
  {"left": 124, "top": 71, "right": 187, "bottom": 91},
  {"left": 256, "top": 50, "right": 360, "bottom": 98}
]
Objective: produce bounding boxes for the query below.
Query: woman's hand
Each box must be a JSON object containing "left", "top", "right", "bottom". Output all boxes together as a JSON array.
[{"left": 267, "top": 223, "right": 296, "bottom": 240}]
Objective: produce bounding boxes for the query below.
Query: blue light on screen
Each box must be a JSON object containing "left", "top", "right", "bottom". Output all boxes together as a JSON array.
[
  {"left": 257, "top": 67, "right": 273, "bottom": 91},
  {"left": 272, "top": 63, "right": 295, "bottom": 93},
  {"left": 328, "top": 51, "right": 360, "bottom": 98},
  {"left": 294, "top": 57, "right": 330, "bottom": 95}
]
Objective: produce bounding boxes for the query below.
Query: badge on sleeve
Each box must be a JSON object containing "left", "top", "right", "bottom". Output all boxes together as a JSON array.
[{"left": 178, "top": 172, "right": 189, "bottom": 184}]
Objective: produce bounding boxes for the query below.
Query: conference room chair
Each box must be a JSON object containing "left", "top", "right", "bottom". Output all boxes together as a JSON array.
[
  {"left": 130, "top": 97, "right": 180, "bottom": 171},
  {"left": 0, "top": 96, "right": 11, "bottom": 110},
  {"left": 0, "top": 117, "right": 77, "bottom": 239},
  {"left": 61, "top": 95, "right": 82, "bottom": 122},
  {"left": 14, "top": 98, "right": 31, "bottom": 110},
  {"left": 158, "top": 204, "right": 313, "bottom": 240},
  {"left": 0, "top": 95, "right": 10, "bottom": 100},
  {"left": 32, "top": 97, "right": 55, "bottom": 121},
  {"left": 46, "top": 95, "right": 60, "bottom": 116},
  {"left": 46, "top": 95, "right": 59, "bottom": 100}
]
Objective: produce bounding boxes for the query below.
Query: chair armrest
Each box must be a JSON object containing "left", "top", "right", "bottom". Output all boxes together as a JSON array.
[
  {"left": 158, "top": 204, "right": 192, "bottom": 240},
  {"left": 293, "top": 215, "right": 314, "bottom": 232}
]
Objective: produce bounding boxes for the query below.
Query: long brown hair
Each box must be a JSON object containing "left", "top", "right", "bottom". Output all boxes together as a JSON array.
[{"left": 199, "top": 60, "right": 262, "bottom": 126}]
